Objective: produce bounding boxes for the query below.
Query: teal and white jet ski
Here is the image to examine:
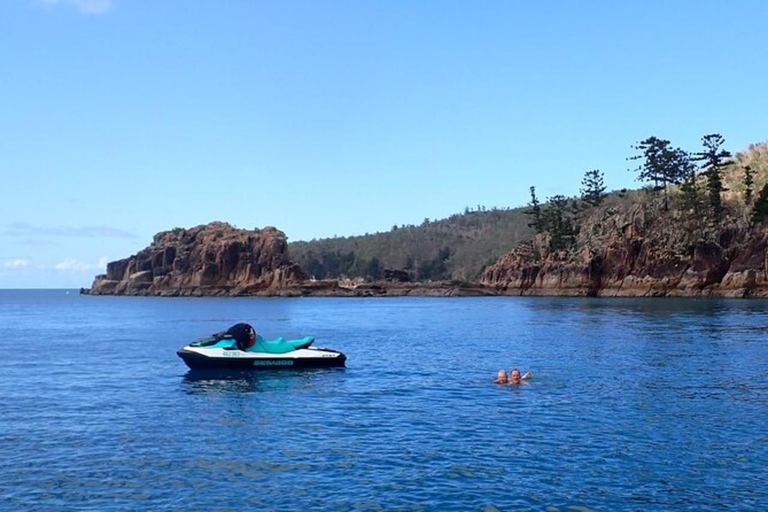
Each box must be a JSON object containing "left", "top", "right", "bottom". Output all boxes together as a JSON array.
[{"left": 177, "top": 323, "right": 346, "bottom": 370}]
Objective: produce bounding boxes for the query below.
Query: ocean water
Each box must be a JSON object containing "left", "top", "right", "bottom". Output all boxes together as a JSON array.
[{"left": 1, "top": 291, "right": 766, "bottom": 511}]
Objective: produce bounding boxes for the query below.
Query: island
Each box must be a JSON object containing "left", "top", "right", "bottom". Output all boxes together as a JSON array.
[{"left": 83, "top": 138, "right": 768, "bottom": 298}]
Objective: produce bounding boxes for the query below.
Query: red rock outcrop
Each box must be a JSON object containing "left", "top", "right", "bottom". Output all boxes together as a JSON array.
[
  {"left": 85, "top": 222, "right": 305, "bottom": 296},
  {"left": 482, "top": 199, "right": 768, "bottom": 298}
]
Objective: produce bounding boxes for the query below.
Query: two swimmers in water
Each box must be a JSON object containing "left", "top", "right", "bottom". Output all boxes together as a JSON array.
[{"left": 495, "top": 368, "right": 532, "bottom": 385}]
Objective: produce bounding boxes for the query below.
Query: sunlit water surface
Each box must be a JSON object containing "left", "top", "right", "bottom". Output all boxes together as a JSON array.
[{"left": 1, "top": 291, "right": 766, "bottom": 511}]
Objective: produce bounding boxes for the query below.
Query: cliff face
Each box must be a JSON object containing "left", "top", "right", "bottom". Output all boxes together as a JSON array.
[
  {"left": 482, "top": 197, "right": 768, "bottom": 298},
  {"left": 86, "top": 222, "right": 305, "bottom": 296}
]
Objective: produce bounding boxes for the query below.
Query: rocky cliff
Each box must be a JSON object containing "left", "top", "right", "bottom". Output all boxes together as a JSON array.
[
  {"left": 84, "top": 222, "right": 305, "bottom": 296},
  {"left": 482, "top": 140, "right": 768, "bottom": 298},
  {"left": 481, "top": 193, "right": 768, "bottom": 298}
]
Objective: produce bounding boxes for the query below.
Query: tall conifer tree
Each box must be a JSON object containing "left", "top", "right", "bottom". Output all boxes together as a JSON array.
[
  {"left": 542, "top": 195, "right": 576, "bottom": 251},
  {"left": 580, "top": 169, "right": 607, "bottom": 207},
  {"left": 743, "top": 165, "right": 755, "bottom": 204},
  {"left": 694, "top": 134, "right": 732, "bottom": 221},
  {"left": 629, "top": 136, "right": 685, "bottom": 210},
  {"left": 750, "top": 184, "right": 768, "bottom": 226},
  {"left": 525, "top": 186, "right": 543, "bottom": 233},
  {"left": 677, "top": 149, "right": 701, "bottom": 217}
]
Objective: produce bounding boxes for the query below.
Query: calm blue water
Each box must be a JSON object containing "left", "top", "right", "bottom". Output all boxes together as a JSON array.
[{"left": 1, "top": 291, "right": 766, "bottom": 511}]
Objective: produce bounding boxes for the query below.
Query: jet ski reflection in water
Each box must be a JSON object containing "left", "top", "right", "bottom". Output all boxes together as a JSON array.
[{"left": 177, "top": 323, "right": 347, "bottom": 370}]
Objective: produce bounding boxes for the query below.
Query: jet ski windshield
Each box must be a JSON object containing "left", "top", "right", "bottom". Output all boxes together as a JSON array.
[
  {"left": 206, "top": 322, "right": 256, "bottom": 351},
  {"left": 229, "top": 323, "right": 256, "bottom": 350}
]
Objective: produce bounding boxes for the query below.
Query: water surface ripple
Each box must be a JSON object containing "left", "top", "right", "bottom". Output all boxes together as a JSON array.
[{"left": 1, "top": 292, "right": 766, "bottom": 511}]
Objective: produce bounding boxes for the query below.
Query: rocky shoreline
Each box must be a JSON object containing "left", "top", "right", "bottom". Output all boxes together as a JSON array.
[
  {"left": 82, "top": 276, "right": 497, "bottom": 298},
  {"left": 82, "top": 277, "right": 768, "bottom": 299},
  {"left": 80, "top": 223, "right": 495, "bottom": 298},
  {"left": 85, "top": 222, "right": 305, "bottom": 296},
  {"left": 481, "top": 198, "right": 768, "bottom": 299},
  {"left": 83, "top": 210, "right": 768, "bottom": 299}
]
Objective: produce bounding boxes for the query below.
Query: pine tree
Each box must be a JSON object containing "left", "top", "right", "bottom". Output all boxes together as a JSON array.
[
  {"left": 364, "top": 257, "right": 382, "bottom": 280},
  {"left": 743, "top": 165, "right": 755, "bottom": 204},
  {"left": 525, "top": 186, "right": 543, "bottom": 233},
  {"left": 580, "top": 169, "right": 606, "bottom": 207},
  {"left": 629, "top": 136, "right": 685, "bottom": 210},
  {"left": 677, "top": 149, "right": 701, "bottom": 217},
  {"left": 750, "top": 184, "right": 768, "bottom": 226},
  {"left": 542, "top": 195, "right": 576, "bottom": 251},
  {"left": 693, "top": 134, "right": 732, "bottom": 221}
]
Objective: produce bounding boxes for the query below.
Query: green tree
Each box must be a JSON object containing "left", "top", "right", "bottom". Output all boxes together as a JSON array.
[
  {"left": 694, "top": 134, "right": 732, "bottom": 221},
  {"left": 525, "top": 186, "right": 543, "bottom": 233},
  {"left": 363, "top": 257, "right": 382, "bottom": 280},
  {"left": 676, "top": 149, "right": 701, "bottom": 217},
  {"left": 629, "top": 136, "right": 685, "bottom": 210},
  {"left": 750, "top": 184, "right": 768, "bottom": 226},
  {"left": 542, "top": 195, "right": 576, "bottom": 251},
  {"left": 743, "top": 165, "right": 755, "bottom": 204},
  {"left": 580, "top": 169, "right": 606, "bottom": 207},
  {"left": 417, "top": 247, "right": 451, "bottom": 280}
]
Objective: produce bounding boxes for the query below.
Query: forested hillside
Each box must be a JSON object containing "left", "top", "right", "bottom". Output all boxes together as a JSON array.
[
  {"left": 289, "top": 207, "right": 532, "bottom": 281},
  {"left": 290, "top": 137, "right": 768, "bottom": 287}
]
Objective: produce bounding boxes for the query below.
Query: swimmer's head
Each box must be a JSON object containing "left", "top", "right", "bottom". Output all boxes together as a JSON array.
[
  {"left": 496, "top": 369, "right": 508, "bottom": 383},
  {"left": 509, "top": 368, "right": 522, "bottom": 383}
]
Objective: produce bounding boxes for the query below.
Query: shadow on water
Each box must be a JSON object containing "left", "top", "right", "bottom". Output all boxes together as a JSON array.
[{"left": 181, "top": 367, "right": 346, "bottom": 395}]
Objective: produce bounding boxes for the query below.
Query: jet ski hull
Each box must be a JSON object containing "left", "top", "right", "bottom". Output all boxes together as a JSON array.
[{"left": 177, "top": 346, "right": 347, "bottom": 370}]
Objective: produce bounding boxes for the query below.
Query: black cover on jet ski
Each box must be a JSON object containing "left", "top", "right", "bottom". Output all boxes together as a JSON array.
[{"left": 216, "top": 322, "right": 256, "bottom": 350}]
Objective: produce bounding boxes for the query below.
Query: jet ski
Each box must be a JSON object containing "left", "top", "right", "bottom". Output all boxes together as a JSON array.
[{"left": 176, "top": 322, "right": 346, "bottom": 370}]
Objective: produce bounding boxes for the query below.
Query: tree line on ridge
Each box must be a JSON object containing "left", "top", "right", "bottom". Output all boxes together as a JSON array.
[{"left": 525, "top": 134, "right": 768, "bottom": 253}]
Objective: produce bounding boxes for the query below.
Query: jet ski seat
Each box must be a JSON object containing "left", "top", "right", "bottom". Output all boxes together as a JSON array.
[{"left": 247, "top": 335, "right": 314, "bottom": 354}]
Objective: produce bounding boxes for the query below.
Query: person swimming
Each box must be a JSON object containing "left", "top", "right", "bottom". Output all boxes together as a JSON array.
[
  {"left": 495, "top": 369, "right": 509, "bottom": 384},
  {"left": 509, "top": 368, "right": 532, "bottom": 385}
]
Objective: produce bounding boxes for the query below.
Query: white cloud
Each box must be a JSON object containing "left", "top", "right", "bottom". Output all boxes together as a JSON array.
[
  {"left": 37, "top": 0, "right": 113, "bottom": 15},
  {"left": 55, "top": 257, "right": 108, "bottom": 273},
  {"left": 2, "top": 259, "right": 31, "bottom": 269}
]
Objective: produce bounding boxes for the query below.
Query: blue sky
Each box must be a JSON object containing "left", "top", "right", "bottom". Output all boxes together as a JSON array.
[{"left": 1, "top": 0, "right": 767, "bottom": 288}]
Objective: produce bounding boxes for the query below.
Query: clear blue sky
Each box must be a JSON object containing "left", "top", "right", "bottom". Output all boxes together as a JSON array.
[{"left": 2, "top": 0, "right": 767, "bottom": 288}]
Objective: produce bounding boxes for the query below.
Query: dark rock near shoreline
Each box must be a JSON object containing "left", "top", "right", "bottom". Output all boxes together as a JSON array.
[
  {"left": 383, "top": 269, "right": 411, "bottom": 282},
  {"left": 83, "top": 222, "right": 305, "bottom": 296}
]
